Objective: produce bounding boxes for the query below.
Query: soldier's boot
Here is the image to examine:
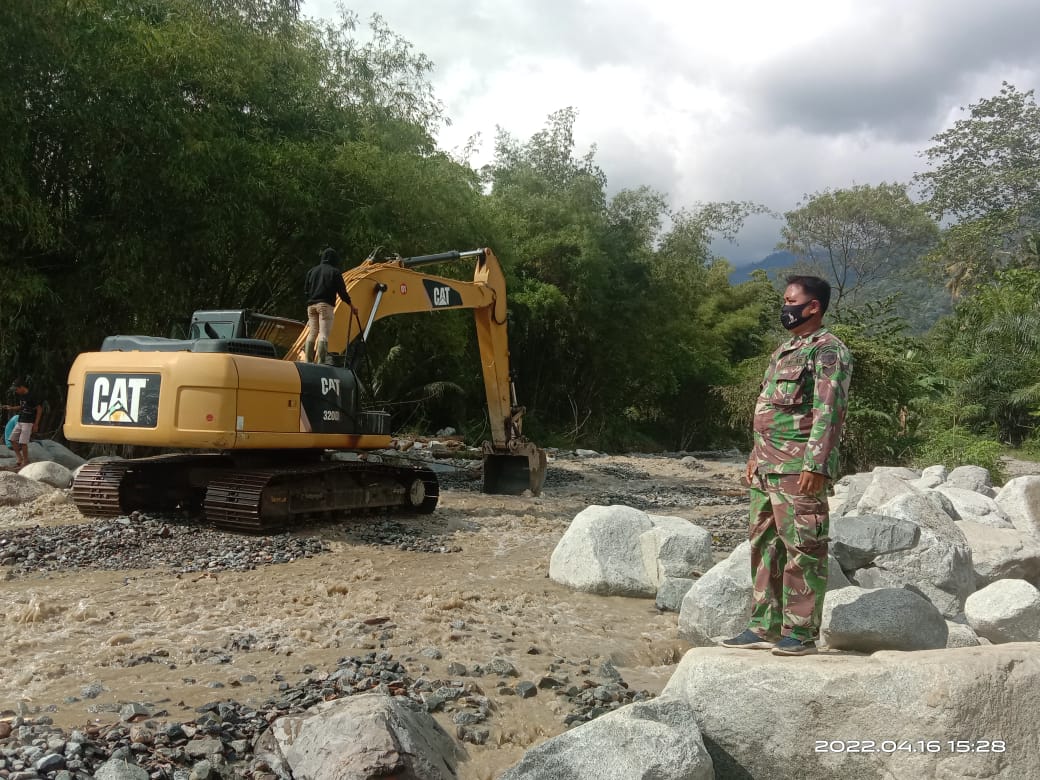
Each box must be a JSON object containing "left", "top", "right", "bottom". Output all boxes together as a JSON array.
[
  {"left": 304, "top": 339, "right": 316, "bottom": 363},
  {"left": 317, "top": 339, "right": 329, "bottom": 365}
]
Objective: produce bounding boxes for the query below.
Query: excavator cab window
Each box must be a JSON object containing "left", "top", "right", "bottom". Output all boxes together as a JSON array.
[{"left": 190, "top": 321, "right": 235, "bottom": 339}]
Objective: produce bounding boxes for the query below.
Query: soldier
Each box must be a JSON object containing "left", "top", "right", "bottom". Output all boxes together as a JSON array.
[{"left": 721, "top": 275, "right": 852, "bottom": 656}]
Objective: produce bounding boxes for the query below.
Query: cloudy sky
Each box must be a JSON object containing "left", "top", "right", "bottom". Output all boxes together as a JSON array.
[{"left": 302, "top": 0, "right": 1040, "bottom": 264}]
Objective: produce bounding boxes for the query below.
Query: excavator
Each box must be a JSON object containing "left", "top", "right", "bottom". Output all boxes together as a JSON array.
[{"left": 63, "top": 248, "right": 547, "bottom": 532}]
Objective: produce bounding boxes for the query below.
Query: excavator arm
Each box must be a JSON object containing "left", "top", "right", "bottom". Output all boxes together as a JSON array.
[{"left": 288, "top": 248, "right": 545, "bottom": 495}]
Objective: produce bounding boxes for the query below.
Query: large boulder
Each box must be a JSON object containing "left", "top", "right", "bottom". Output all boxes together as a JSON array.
[
  {"left": 945, "top": 465, "right": 995, "bottom": 497},
  {"left": 867, "top": 493, "right": 976, "bottom": 617},
  {"left": 934, "top": 486, "right": 1012, "bottom": 528},
  {"left": 254, "top": 694, "right": 460, "bottom": 780},
  {"left": 821, "top": 586, "right": 948, "bottom": 652},
  {"left": 549, "top": 506, "right": 655, "bottom": 596},
  {"left": 678, "top": 541, "right": 753, "bottom": 645},
  {"left": 18, "top": 461, "right": 73, "bottom": 489},
  {"left": 829, "top": 514, "right": 920, "bottom": 572},
  {"left": 0, "top": 471, "right": 55, "bottom": 506},
  {"left": 663, "top": 644, "right": 1040, "bottom": 780},
  {"left": 958, "top": 520, "right": 1040, "bottom": 588},
  {"left": 640, "top": 514, "right": 714, "bottom": 586},
  {"left": 499, "top": 697, "right": 713, "bottom": 780},
  {"left": 964, "top": 579, "right": 1040, "bottom": 644},
  {"left": 996, "top": 476, "right": 1040, "bottom": 540}
]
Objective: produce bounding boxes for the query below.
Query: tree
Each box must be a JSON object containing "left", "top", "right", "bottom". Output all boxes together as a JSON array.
[
  {"left": 780, "top": 184, "right": 938, "bottom": 314},
  {"left": 915, "top": 83, "right": 1040, "bottom": 296}
]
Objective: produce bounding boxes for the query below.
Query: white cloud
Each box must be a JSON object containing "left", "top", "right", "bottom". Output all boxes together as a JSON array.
[{"left": 303, "top": 0, "right": 1040, "bottom": 263}]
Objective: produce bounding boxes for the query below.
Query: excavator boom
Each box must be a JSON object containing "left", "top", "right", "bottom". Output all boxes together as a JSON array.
[{"left": 286, "top": 247, "right": 545, "bottom": 495}]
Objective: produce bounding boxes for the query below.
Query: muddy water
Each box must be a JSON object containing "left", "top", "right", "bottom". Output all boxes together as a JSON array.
[{"left": 0, "top": 456, "right": 744, "bottom": 780}]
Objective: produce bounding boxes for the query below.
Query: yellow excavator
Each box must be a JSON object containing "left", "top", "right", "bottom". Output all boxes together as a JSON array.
[{"left": 64, "top": 248, "right": 546, "bottom": 532}]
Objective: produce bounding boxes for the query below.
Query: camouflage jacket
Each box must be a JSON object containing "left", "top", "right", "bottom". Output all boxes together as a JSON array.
[{"left": 752, "top": 327, "right": 853, "bottom": 478}]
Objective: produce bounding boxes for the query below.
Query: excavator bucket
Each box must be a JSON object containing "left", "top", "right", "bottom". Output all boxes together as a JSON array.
[{"left": 483, "top": 441, "right": 547, "bottom": 496}]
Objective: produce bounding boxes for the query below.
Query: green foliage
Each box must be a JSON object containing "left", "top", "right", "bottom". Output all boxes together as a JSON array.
[
  {"left": 828, "top": 314, "right": 924, "bottom": 474},
  {"left": 917, "top": 267, "right": 1040, "bottom": 445},
  {"left": 916, "top": 83, "right": 1040, "bottom": 297}
]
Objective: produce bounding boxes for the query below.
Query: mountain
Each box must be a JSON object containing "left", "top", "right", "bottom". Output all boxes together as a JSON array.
[{"left": 727, "top": 251, "right": 798, "bottom": 285}]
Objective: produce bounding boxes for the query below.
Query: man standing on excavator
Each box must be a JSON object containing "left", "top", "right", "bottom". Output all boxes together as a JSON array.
[{"left": 304, "top": 246, "right": 355, "bottom": 364}]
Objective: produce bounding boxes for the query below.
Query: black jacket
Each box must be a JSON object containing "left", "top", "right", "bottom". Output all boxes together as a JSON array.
[{"left": 305, "top": 259, "right": 351, "bottom": 306}]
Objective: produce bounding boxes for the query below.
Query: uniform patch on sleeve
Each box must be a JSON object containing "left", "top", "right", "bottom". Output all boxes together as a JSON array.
[{"left": 816, "top": 347, "right": 843, "bottom": 376}]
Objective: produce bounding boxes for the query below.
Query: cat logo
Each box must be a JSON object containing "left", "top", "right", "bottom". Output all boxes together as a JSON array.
[
  {"left": 423, "top": 279, "right": 462, "bottom": 308},
  {"left": 87, "top": 375, "right": 156, "bottom": 424},
  {"left": 321, "top": 377, "right": 341, "bottom": 398}
]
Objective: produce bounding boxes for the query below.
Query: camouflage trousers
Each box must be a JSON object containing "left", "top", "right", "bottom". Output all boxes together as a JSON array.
[{"left": 746, "top": 473, "right": 829, "bottom": 642}]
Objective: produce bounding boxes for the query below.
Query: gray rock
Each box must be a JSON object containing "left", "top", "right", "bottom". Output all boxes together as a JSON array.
[
  {"left": 827, "top": 557, "right": 852, "bottom": 590},
  {"left": 933, "top": 486, "right": 1012, "bottom": 528},
  {"left": 641, "top": 515, "right": 714, "bottom": 585},
  {"left": 35, "top": 440, "right": 87, "bottom": 470},
  {"left": 0, "top": 471, "right": 55, "bottom": 505},
  {"left": 921, "top": 465, "right": 949, "bottom": 482},
  {"left": 34, "top": 754, "right": 66, "bottom": 774},
  {"left": 964, "top": 579, "right": 1040, "bottom": 643},
  {"left": 853, "top": 470, "right": 921, "bottom": 514},
  {"left": 655, "top": 577, "right": 695, "bottom": 613},
  {"left": 869, "top": 493, "right": 976, "bottom": 617},
  {"left": 958, "top": 520, "right": 1040, "bottom": 588},
  {"left": 832, "top": 472, "right": 873, "bottom": 518},
  {"left": 821, "top": 586, "right": 949, "bottom": 652},
  {"left": 996, "top": 476, "right": 1040, "bottom": 540},
  {"left": 575, "top": 449, "right": 601, "bottom": 458},
  {"left": 663, "top": 644, "right": 1040, "bottom": 780},
  {"left": 499, "top": 697, "right": 713, "bottom": 780},
  {"left": 262, "top": 694, "right": 460, "bottom": 780},
  {"left": 17, "top": 460, "right": 73, "bottom": 489},
  {"left": 184, "top": 739, "right": 224, "bottom": 758},
  {"left": 830, "top": 514, "right": 921, "bottom": 571},
  {"left": 549, "top": 505, "right": 656, "bottom": 596},
  {"left": 94, "top": 759, "right": 150, "bottom": 780},
  {"left": 945, "top": 465, "right": 995, "bottom": 497},
  {"left": 945, "top": 620, "right": 981, "bottom": 648},
  {"left": 677, "top": 541, "right": 753, "bottom": 645}
]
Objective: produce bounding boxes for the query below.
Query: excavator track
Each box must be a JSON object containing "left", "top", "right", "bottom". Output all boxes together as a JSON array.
[
  {"left": 71, "top": 455, "right": 439, "bottom": 533},
  {"left": 203, "top": 461, "right": 439, "bottom": 533}
]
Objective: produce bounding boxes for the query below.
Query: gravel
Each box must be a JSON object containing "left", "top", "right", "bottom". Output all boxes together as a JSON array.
[{"left": 1, "top": 652, "right": 653, "bottom": 778}]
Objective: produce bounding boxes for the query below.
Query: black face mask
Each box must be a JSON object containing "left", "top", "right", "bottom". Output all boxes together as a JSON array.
[{"left": 780, "top": 302, "right": 814, "bottom": 330}]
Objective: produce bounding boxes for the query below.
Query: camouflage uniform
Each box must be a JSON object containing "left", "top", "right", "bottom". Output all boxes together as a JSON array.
[{"left": 746, "top": 327, "right": 852, "bottom": 642}]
